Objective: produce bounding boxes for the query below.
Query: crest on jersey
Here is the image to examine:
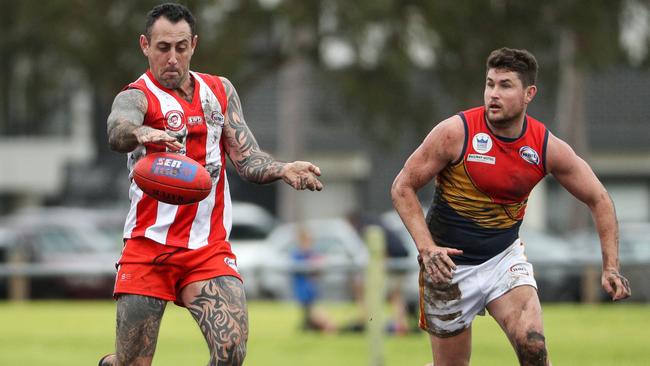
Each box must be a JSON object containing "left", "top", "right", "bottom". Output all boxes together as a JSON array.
[
  {"left": 472, "top": 133, "right": 493, "bottom": 154},
  {"left": 210, "top": 110, "right": 225, "bottom": 127},
  {"left": 164, "top": 110, "right": 186, "bottom": 132},
  {"left": 519, "top": 146, "right": 540, "bottom": 165}
]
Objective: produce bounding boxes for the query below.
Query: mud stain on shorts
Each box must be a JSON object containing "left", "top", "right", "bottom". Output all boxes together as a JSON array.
[
  {"left": 431, "top": 310, "right": 462, "bottom": 322},
  {"left": 424, "top": 282, "right": 461, "bottom": 304}
]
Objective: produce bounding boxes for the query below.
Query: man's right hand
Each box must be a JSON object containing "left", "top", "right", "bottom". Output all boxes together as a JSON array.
[
  {"left": 602, "top": 268, "right": 632, "bottom": 301},
  {"left": 133, "top": 126, "right": 183, "bottom": 151},
  {"left": 420, "top": 245, "right": 463, "bottom": 285}
]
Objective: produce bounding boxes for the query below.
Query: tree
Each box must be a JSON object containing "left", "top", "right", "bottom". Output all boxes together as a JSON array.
[{"left": 2, "top": 0, "right": 647, "bottom": 209}]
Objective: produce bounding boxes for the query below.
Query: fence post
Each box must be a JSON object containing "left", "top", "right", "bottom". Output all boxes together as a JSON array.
[
  {"left": 365, "top": 225, "right": 386, "bottom": 366},
  {"left": 8, "top": 245, "right": 29, "bottom": 301},
  {"left": 581, "top": 264, "right": 600, "bottom": 303}
]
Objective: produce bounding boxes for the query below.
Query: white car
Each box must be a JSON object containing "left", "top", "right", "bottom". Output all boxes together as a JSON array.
[
  {"left": 227, "top": 202, "right": 277, "bottom": 298},
  {"left": 258, "top": 218, "right": 369, "bottom": 301},
  {"left": 569, "top": 222, "right": 650, "bottom": 302}
]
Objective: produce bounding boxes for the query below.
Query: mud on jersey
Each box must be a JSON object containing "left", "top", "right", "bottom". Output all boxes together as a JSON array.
[{"left": 426, "top": 106, "right": 549, "bottom": 264}]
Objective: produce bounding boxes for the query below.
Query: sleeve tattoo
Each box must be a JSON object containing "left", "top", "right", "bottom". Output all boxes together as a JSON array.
[
  {"left": 107, "top": 89, "right": 148, "bottom": 153},
  {"left": 221, "top": 77, "right": 286, "bottom": 184}
]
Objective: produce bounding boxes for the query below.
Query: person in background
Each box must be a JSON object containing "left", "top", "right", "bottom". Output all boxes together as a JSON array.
[{"left": 291, "top": 227, "right": 336, "bottom": 333}]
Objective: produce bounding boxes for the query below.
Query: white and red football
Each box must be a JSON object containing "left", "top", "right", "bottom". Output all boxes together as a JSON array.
[{"left": 133, "top": 152, "right": 212, "bottom": 205}]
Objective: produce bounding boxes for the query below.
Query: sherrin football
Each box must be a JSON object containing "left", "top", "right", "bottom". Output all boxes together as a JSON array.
[{"left": 133, "top": 152, "right": 212, "bottom": 205}]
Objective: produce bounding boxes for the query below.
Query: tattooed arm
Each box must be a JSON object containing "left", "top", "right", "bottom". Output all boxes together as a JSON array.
[
  {"left": 220, "top": 77, "right": 322, "bottom": 191},
  {"left": 107, "top": 89, "right": 182, "bottom": 153}
]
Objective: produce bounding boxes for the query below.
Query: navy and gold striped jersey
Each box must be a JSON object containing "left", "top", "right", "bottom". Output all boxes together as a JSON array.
[{"left": 427, "top": 106, "right": 549, "bottom": 264}]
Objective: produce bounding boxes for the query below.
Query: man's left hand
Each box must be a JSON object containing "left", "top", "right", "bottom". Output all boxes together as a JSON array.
[
  {"left": 282, "top": 161, "right": 323, "bottom": 191},
  {"left": 602, "top": 268, "right": 631, "bottom": 301}
]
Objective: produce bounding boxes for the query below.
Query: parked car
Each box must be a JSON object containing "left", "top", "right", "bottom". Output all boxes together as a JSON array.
[
  {"left": 569, "top": 222, "right": 650, "bottom": 302},
  {"left": 258, "top": 218, "right": 369, "bottom": 301},
  {"left": 519, "top": 227, "right": 584, "bottom": 302},
  {"left": 0, "top": 207, "right": 120, "bottom": 299},
  {"left": 227, "top": 202, "right": 277, "bottom": 298}
]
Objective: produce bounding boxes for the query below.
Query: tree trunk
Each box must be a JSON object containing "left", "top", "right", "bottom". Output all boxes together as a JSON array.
[
  {"left": 277, "top": 25, "right": 311, "bottom": 223},
  {"left": 555, "top": 29, "right": 590, "bottom": 231}
]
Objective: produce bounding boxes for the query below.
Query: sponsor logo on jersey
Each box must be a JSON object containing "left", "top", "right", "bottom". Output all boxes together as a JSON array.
[
  {"left": 519, "top": 146, "right": 540, "bottom": 165},
  {"left": 152, "top": 157, "right": 197, "bottom": 182},
  {"left": 210, "top": 111, "right": 225, "bottom": 127},
  {"left": 164, "top": 110, "right": 186, "bottom": 132},
  {"left": 187, "top": 116, "right": 204, "bottom": 126},
  {"left": 224, "top": 257, "right": 239, "bottom": 273},
  {"left": 509, "top": 264, "right": 530, "bottom": 276},
  {"left": 467, "top": 153, "right": 496, "bottom": 165},
  {"left": 472, "top": 133, "right": 493, "bottom": 154}
]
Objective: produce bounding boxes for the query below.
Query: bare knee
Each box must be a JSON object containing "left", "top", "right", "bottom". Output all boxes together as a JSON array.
[{"left": 514, "top": 330, "right": 548, "bottom": 366}]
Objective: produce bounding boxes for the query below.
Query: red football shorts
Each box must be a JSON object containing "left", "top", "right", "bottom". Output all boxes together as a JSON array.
[{"left": 114, "top": 236, "right": 242, "bottom": 306}]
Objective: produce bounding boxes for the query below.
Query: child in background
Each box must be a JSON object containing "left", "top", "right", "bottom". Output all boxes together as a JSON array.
[{"left": 292, "top": 227, "right": 336, "bottom": 333}]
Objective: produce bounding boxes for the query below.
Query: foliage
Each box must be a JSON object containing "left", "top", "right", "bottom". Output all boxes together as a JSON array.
[{"left": 1, "top": 0, "right": 647, "bottom": 142}]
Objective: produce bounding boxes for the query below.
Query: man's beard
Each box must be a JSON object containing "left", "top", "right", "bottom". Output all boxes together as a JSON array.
[
  {"left": 486, "top": 108, "right": 522, "bottom": 127},
  {"left": 160, "top": 76, "right": 182, "bottom": 89},
  {"left": 159, "top": 71, "right": 186, "bottom": 89}
]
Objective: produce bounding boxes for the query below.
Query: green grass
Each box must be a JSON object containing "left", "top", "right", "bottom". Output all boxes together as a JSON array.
[{"left": 0, "top": 301, "right": 648, "bottom": 365}]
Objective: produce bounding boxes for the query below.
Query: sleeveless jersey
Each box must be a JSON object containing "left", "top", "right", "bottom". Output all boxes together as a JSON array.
[
  {"left": 122, "top": 70, "right": 231, "bottom": 249},
  {"left": 426, "top": 106, "right": 549, "bottom": 264}
]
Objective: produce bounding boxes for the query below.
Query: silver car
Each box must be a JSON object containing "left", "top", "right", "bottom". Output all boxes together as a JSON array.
[
  {"left": 0, "top": 207, "right": 120, "bottom": 299},
  {"left": 227, "top": 202, "right": 277, "bottom": 298},
  {"left": 258, "top": 218, "right": 369, "bottom": 301},
  {"left": 569, "top": 222, "right": 650, "bottom": 302}
]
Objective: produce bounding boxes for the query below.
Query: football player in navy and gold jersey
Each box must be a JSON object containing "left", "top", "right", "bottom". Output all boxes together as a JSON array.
[{"left": 392, "top": 47, "right": 630, "bottom": 366}]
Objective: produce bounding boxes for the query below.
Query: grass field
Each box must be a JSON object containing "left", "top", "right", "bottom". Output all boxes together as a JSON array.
[{"left": 0, "top": 300, "right": 648, "bottom": 365}]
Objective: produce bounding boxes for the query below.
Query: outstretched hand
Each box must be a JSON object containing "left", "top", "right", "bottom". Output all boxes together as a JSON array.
[
  {"left": 134, "top": 125, "right": 183, "bottom": 151},
  {"left": 420, "top": 245, "right": 463, "bottom": 286},
  {"left": 282, "top": 161, "right": 323, "bottom": 191},
  {"left": 602, "top": 268, "right": 631, "bottom": 301}
]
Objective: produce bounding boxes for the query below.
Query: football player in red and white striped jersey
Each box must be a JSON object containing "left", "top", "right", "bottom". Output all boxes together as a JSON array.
[{"left": 100, "top": 4, "right": 322, "bottom": 366}]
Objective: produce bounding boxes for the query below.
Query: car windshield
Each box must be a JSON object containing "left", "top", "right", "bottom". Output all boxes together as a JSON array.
[
  {"left": 312, "top": 237, "right": 347, "bottom": 255},
  {"left": 32, "top": 226, "right": 116, "bottom": 255},
  {"left": 277, "top": 235, "right": 348, "bottom": 258},
  {"left": 230, "top": 223, "right": 273, "bottom": 241}
]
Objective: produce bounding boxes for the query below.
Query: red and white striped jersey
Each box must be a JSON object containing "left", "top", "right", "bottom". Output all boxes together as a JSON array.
[{"left": 121, "top": 70, "right": 231, "bottom": 249}]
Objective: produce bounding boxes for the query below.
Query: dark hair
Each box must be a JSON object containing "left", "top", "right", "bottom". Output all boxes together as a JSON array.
[
  {"left": 486, "top": 47, "right": 538, "bottom": 87},
  {"left": 145, "top": 3, "right": 196, "bottom": 40}
]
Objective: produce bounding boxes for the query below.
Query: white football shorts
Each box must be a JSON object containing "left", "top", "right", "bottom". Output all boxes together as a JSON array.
[{"left": 418, "top": 239, "right": 537, "bottom": 337}]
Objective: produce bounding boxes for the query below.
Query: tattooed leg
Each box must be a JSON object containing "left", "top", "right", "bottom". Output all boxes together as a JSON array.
[
  {"left": 181, "top": 276, "right": 249, "bottom": 366},
  {"left": 114, "top": 294, "right": 167, "bottom": 366}
]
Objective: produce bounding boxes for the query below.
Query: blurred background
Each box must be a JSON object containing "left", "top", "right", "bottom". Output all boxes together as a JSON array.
[{"left": 1, "top": 0, "right": 650, "bottom": 354}]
